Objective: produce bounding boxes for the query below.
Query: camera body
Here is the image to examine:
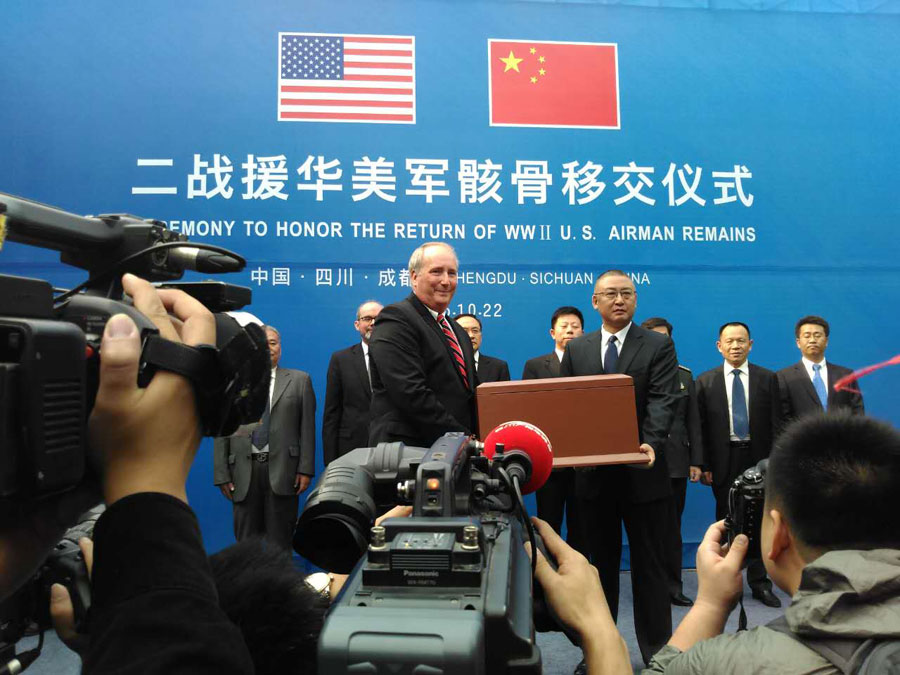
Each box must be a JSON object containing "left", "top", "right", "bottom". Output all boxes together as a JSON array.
[
  {"left": 295, "top": 432, "right": 550, "bottom": 674},
  {"left": 724, "top": 458, "right": 768, "bottom": 563}
]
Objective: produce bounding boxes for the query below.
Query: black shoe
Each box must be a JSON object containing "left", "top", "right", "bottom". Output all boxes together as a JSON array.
[
  {"left": 573, "top": 658, "right": 587, "bottom": 675},
  {"left": 752, "top": 587, "right": 782, "bottom": 608},
  {"left": 670, "top": 591, "right": 694, "bottom": 607}
]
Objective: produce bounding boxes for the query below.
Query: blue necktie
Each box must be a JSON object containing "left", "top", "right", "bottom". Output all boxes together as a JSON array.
[
  {"left": 252, "top": 397, "right": 270, "bottom": 449},
  {"left": 604, "top": 335, "right": 618, "bottom": 374},
  {"left": 812, "top": 363, "right": 828, "bottom": 410},
  {"left": 732, "top": 369, "right": 749, "bottom": 439}
]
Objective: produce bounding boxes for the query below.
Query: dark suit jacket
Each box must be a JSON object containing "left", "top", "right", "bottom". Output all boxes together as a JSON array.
[
  {"left": 689, "top": 363, "right": 781, "bottom": 487},
  {"left": 665, "top": 365, "right": 701, "bottom": 479},
  {"left": 477, "top": 354, "right": 510, "bottom": 383},
  {"left": 368, "top": 294, "right": 478, "bottom": 448},
  {"left": 560, "top": 323, "right": 680, "bottom": 503},
  {"left": 522, "top": 352, "right": 560, "bottom": 379},
  {"left": 213, "top": 368, "right": 316, "bottom": 501},
  {"left": 777, "top": 361, "right": 864, "bottom": 422},
  {"left": 322, "top": 343, "right": 373, "bottom": 465}
]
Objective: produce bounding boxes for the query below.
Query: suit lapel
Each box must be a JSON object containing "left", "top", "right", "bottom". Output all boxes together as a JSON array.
[
  {"left": 615, "top": 325, "right": 643, "bottom": 374},
  {"left": 582, "top": 331, "right": 604, "bottom": 374},
  {"left": 791, "top": 362, "right": 820, "bottom": 409},
  {"left": 271, "top": 368, "right": 290, "bottom": 409},
  {"left": 352, "top": 343, "right": 372, "bottom": 397},
  {"left": 546, "top": 354, "right": 560, "bottom": 377},
  {"left": 408, "top": 294, "right": 472, "bottom": 391}
]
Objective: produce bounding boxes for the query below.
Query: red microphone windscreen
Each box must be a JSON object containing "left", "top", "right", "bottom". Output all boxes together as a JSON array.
[{"left": 483, "top": 421, "right": 553, "bottom": 494}]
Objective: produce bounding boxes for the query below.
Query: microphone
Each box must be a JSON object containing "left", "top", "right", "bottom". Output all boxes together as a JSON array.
[
  {"left": 166, "top": 245, "right": 244, "bottom": 273},
  {"left": 482, "top": 421, "right": 553, "bottom": 494}
]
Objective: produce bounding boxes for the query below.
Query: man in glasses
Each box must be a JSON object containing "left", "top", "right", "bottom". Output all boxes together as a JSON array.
[
  {"left": 322, "top": 300, "right": 383, "bottom": 466},
  {"left": 560, "top": 269, "right": 681, "bottom": 668}
]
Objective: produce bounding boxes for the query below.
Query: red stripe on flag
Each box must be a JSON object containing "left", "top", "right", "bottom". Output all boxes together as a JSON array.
[
  {"left": 343, "top": 74, "right": 412, "bottom": 82},
  {"left": 280, "top": 98, "right": 413, "bottom": 108},
  {"left": 281, "top": 85, "right": 414, "bottom": 95},
  {"left": 279, "top": 111, "right": 414, "bottom": 121},
  {"left": 343, "top": 49, "right": 412, "bottom": 57},
  {"left": 345, "top": 36, "right": 413, "bottom": 44},
  {"left": 343, "top": 61, "right": 412, "bottom": 70}
]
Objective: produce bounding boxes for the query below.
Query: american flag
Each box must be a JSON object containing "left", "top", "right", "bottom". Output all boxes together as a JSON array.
[{"left": 278, "top": 33, "right": 416, "bottom": 124}]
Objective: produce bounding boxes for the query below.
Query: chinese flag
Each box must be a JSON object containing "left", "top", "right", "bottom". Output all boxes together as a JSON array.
[{"left": 489, "top": 40, "right": 619, "bottom": 129}]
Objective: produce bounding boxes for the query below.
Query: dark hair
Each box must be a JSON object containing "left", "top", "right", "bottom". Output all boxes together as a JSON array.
[
  {"left": 795, "top": 315, "right": 830, "bottom": 338},
  {"left": 209, "top": 539, "right": 328, "bottom": 675},
  {"left": 454, "top": 313, "right": 482, "bottom": 329},
  {"left": 718, "top": 321, "right": 751, "bottom": 339},
  {"left": 641, "top": 317, "right": 673, "bottom": 336},
  {"left": 550, "top": 306, "right": 584, "bottom": 330},
  {"left": 767, "top": 412, "right": 900, "bottom": 551}
]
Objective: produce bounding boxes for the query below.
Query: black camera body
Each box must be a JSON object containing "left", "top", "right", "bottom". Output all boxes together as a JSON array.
[
  {"left": 295, "top": 432, "right": 553, "bottom": 674},
  {"left": 724, "top": 458, "right": 768, "bottom": 564}
]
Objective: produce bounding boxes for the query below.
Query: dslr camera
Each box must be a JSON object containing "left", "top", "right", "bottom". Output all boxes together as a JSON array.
[
  {"left": 293, "top": 426, "right": 569, "bottom": 675},
  {"left": 724, "top": 458, "right": 768, "bottom": 564}
]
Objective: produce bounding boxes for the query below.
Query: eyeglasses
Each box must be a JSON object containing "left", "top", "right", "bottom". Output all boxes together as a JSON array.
[
  {"left": 594, "top": 289, "right": 635, "bottom": 301},
  {"left": 357, "top": 316, "right": 377, "bottom": 323}
]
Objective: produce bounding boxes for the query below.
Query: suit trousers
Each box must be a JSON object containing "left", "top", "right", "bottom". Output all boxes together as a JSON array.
[
  {"left": 665, "top": 477, "right": 688, "bottom": 596},
  {"left": 578, "top": 476, "right": 672, "bottom": 665},
  {"left": 535, "top": 468, "right": 585, "bottom": 554},
  {"left": 233, "top": 458, "right": 299, "bottom": 551},
  {"left": 713, "top": 482, "right": 771, "bottom": 592}
]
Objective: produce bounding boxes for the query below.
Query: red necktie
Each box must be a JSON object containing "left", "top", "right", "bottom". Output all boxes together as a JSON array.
[{"left": 437, "top": 313, "right": 468, "bottom": 383}]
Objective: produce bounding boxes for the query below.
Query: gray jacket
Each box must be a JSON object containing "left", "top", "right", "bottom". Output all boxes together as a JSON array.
[{"left": 643, "top": 549, "right": 900, "bottom": 674}]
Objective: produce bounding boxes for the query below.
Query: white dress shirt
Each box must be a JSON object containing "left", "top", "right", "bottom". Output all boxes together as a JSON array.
[{"left": 600, "top": 322, "right": 632, "bottom": 369}]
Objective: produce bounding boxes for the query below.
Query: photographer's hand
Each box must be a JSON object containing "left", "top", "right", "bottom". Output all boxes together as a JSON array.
[
  {"left": 50, "top": 537, "right": 94, "bottom": 655},
  {"left": 89, "top": 274, "right": 214, "bottom": 505},
  {"left": 668, "top": 520, "right": 747, "bottom": 652},
  {"left": 527, "top": 517, "right": 632, "bottom": 675}
]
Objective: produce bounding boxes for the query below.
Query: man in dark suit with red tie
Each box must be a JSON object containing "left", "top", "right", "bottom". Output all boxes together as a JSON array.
[
  {"left": 777, "top": 315, "right": 864, "bottom": 423},
  {"left": 560, "top": 271, "right": 680, "bottom": 668},
  {"left": 368, "top": 242, "right": 478, "bottom": 448},
  {"left": 689, "top": 321, "right": 782, "bottom": 608},
  {"left": 523, "top": 306, "right": 586, "bottom": 551},
  {"left": 322, "top": 300, "right": 383, "bottom": 466}
]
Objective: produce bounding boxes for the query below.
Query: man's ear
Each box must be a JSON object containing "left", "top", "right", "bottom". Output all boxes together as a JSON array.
[{"left": 766, "top": 508, "right": 792, "bottom": 562}]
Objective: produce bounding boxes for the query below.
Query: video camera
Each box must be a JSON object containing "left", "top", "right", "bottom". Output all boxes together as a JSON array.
[
  {"left": 293, "top": 425, "right": 572, "bottom": 675},
  {"left": 0, "top": 191, "right": 271, "bottom": 667},
  {"left": 724, "top": 458, "right": 768, "bottom": 565}
]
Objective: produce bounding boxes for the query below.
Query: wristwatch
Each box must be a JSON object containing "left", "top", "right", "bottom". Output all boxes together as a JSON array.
[{"left": 304, "top": 572, "right": 333, "bottom": 600}]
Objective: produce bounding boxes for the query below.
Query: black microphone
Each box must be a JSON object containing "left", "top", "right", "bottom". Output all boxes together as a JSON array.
[{"left": 166, "top": 246, "right": 244, "bottom": 273}]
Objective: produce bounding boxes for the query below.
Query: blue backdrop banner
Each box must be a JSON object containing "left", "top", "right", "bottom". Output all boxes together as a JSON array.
[{"left": 2, "top": 0, "right": 898, "bottom": 560}]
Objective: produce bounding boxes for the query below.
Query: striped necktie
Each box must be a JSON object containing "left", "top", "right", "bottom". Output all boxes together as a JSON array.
[{"left": 437, "top": 313, "right": 468, "bottom": 382}]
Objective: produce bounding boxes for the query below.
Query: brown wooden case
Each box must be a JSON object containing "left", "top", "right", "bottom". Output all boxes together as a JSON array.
[{"left": 476, "top": 375, "right": 647, "bottom": 467}]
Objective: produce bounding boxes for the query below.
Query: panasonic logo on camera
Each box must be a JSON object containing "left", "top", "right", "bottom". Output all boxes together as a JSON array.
[{"left": 402, "top": 570, "right": 440, "bottom": 578}]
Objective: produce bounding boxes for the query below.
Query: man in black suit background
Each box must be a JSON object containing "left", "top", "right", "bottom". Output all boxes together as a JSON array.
[
  {"left": 322, "top": 300, "right": 383, "bottom": 466},
  {"left": 689, "top": 321, "right": 782, "bottom": 607},
  {"left": 368, "top": 242, "right": 478, "bottom": 447},
  {"left": 213, "top": 325, "right": 316, "bottom": 550},
  {"left": 522, "top": 306, "right": 585, "bottom": 380},
  {"left": 454, "top": 313, "right": 510, "bottom": 383},
  {"left": 777, "top": 315, "right": 864, "bottom": 422},
  {"left": 560, "top": 271, "right": 680, "bottom": 667},
  {"left": 641, "top": 317, "right": 701, "bottom": 608},
  {"left": 523, "top": 306, "right": 586, "bottom": 551}
]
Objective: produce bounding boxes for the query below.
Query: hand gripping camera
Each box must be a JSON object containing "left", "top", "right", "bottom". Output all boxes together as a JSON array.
[
  {"left": 724, "top": 458, "right": 768, "bottom": 565},
  {"left": 293, "top": 424, "right": 573, "bottom": 675}
]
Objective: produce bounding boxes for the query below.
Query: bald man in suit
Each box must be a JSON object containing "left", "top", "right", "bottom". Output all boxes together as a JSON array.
[{"left": 322, "top": 300, "right": 383, "bottom": 466}]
